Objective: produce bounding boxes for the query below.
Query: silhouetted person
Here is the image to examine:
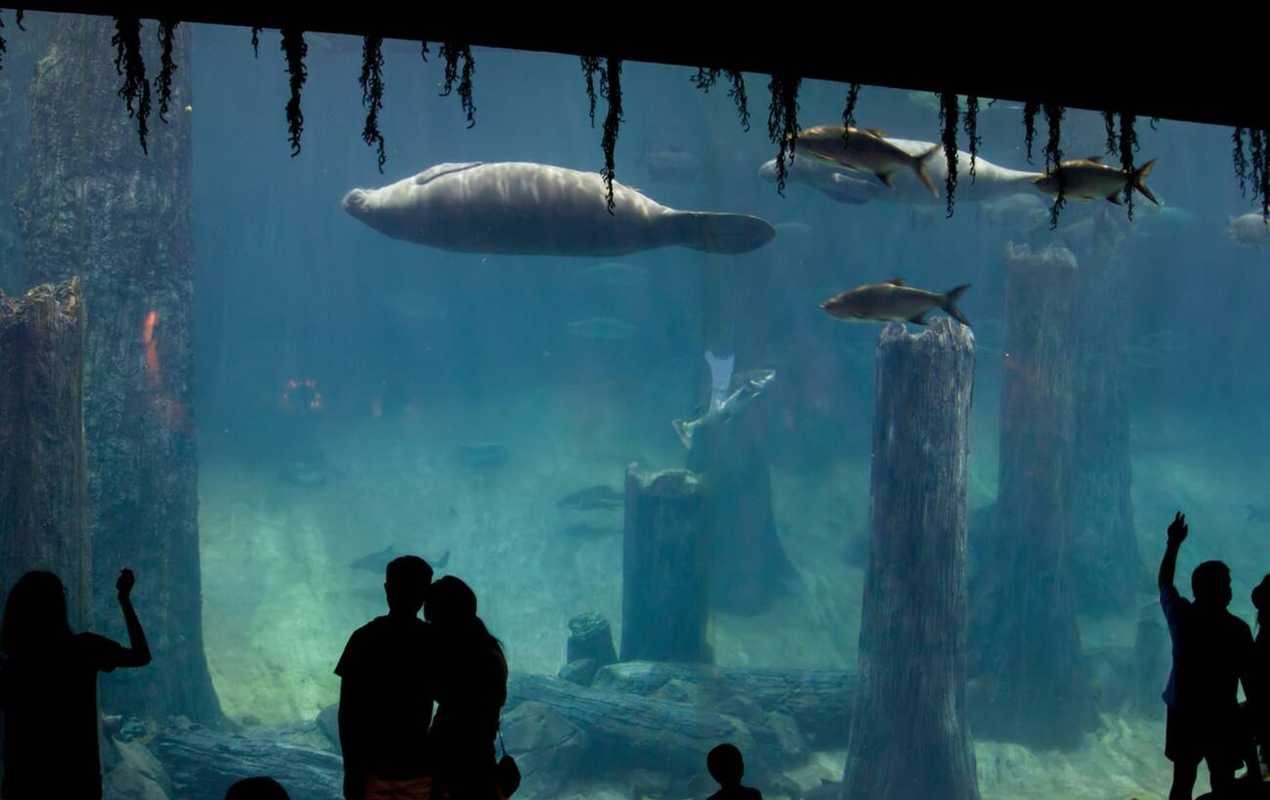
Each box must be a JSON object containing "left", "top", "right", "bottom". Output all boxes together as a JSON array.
[
  {"left": 706, "top": 743, "right": 762, "bottom": 800},
  {"left": 1159, "top": 512, "right": 1259, "bottom": 800},
  {"left": 335, "top": 556, "right": 437, "bottom": 800},
  {"left": 1253, "top": 575, "right": 1270, "bottom": 773},
  {"left": 426, "top": 576, "right": 508, "bottom": 800},
  {"left": 0, "top": 568, "right": 151, "bottom": 800},
  {"left": 225, "top": 776, "right": 291, "bottom": 800}
]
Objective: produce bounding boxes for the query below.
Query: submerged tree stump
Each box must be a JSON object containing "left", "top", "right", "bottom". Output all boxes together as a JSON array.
[
  {"left": 971, "top": 243, "right": 1096, "bottom": 748},
  {"left": 1069, "top": 235, "right": 1144, "bottom": 614},
  {"left": 17, "top": 16, "right": 220, "bottom": 722},
  {"left": 842, "top": 320, "right": 979, "bottom": 800},
  {"left": 621, "top": 466, "right": 710, "bottom": 663},
  {"left": 0, "top": 278, "right": 90, "bottom": 628}
]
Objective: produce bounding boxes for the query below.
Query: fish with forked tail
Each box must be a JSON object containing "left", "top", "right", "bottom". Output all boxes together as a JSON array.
[
  {"left": 820, "top": 279, "right": 971, "bottom": 327},
  {"left": 1034, "top": 156, "right": 1159, "bottom": 206},
  {"left": 672, "top": 368, "right": 776, "bottom": 449},
  {"left": 558, "top": 485, "right": 625, "bottom": 511},
  {"left": 794, "top": 126, "right": 943, "bottom": 198}
]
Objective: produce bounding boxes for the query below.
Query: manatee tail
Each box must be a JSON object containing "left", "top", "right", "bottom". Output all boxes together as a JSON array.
[
  {"left": 665, "top": 211, "right": 776, "bottom": 254},
  {"left": 943, "top": 284, "right": 972, "bottom": 327},
  {"left": 1132, "top": 159, "right": 1160, "bottom": 205},
  {"left": 914, "top": 144, "right": 942, "bottom": 199}
]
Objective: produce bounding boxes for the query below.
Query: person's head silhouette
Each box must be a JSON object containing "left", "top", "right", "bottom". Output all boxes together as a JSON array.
[
  {"left": 225, "top": 776, "right": 290, "bottom": 800},
  {"left": 424, "top": 575, "right": 478, "bottom": 628},
  {"left": 707, "top": 743, "right": 745, "bottom": 789},
  {"left": 2, "top": 570, "right": 73, "bottom": 656},
  {"left": 384, "top": 556, "right": 433, "bottom": 618},
  {"left": 1192, "top": 560, "right": 1233, "bottom": 610},
  {"left": 1252, "top": 573, "right": 1270, "bottom": 630}
]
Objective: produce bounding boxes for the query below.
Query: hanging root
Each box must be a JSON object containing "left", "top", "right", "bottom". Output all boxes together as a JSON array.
[
  {"left": 1043, "top": 103, "right": 1065, "bottom": 228},
  {"left": 1233, "top": 127, "right": 1248, "bottom": 197},
  {"left": 280, "top": 26, "right": 307, "bottom": 157},
  {"left": 840, "top": 82, "right": 860, "bottom": 148},
  {"left": 155, "top": 19, "right": 178, "bottom": 123},
  {"left": 581, "top": 56, "right": 601, "bottom": 127},
  {"left": 963, "top": 95, "right": 979, "bottom": 183},
  {"left": 360, "top": 35, "right": 386, "bottom": 172},
  {"left": 420, "top": 41, "right": 429, "bottom": 62},
  {"left": 1103, "top": 111, "right": 1117, "bottom": 155},
  {"left": 250, "top": 26, "right": 261, "bottom": 57},
  {"left": 691, "top": 67, "right": 719, "bottom": 91},
  {"left": 766, "top": 71, "right": 801, "bottom": 196},
  {"left": 0, "top": 12, "right": 7, "bottom": 72},
  {"left": 439, "top": 42, "right": 476, "bottom": 128},
  {"left": 939, "top": 91, "right": 959, "bottom": 217},
  {"left": 111, "top": 14, "right": 151, "bottom": 153},
  {"left": 1251, "top": 129, "right": 1268, "bottom": 221},
  {"left": 599, "top": 56, "right": 623, "bottom": 213},
  {"left": 14, "top": 9, "right": 22, "bottom": 30},
  {"left": 691, "top": 68, "right": 750, "bottom": 131},
  {"left": 1118, "top": 111, "right": 1137, "bottom": 219},
  {"left": 1022, "top": 100, "right": 1039, "bottom": 163}
]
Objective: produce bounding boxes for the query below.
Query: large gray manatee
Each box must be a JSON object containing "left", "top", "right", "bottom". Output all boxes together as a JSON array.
[{"left": 342, "top": 161, "right": 776, "bottom": 257}]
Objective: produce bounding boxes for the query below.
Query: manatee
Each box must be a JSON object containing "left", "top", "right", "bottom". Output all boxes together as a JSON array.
[{"left": 343, "top": 162, "right": 775, "bottom": 257}]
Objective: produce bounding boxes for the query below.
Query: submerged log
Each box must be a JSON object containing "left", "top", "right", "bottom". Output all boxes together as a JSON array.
[
  {"left": 592, "top": 661, "right": 855, "bottom": 747},
  {"left": 970, "top": 243, "right": 1097, "bottom": 748},
  {"left": 152, "top": 724, "right": 343, "bottom": 800},
  {"left": 0, "top": 279, "right": 90, "bottom": 628},
  {"left": 18, "top": 16, "right": 220, "bottom": 722},
  {"left": 621, "top": 466, "right": 710, "bottom": 663},
  {"left": 843, "top": 320, "right": 979, "bottom": 800}
]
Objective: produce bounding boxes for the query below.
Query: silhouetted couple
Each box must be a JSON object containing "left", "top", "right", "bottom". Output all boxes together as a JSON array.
[
  {"left": 0, "top": 568, "right": 153, "bottom": 800},
  {"left": 336, "top": 556, "right": 508, "bottom": 800},
  {"left": 1159, "top": 512, "right": 1270, "bottom": 800}
]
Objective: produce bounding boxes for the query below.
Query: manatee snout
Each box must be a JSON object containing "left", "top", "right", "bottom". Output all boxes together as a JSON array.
[{"left": 341, "top": 188, "right": 369, "bottom": 217}]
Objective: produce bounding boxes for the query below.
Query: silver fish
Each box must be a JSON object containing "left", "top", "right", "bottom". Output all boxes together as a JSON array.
[
  {"left": 820, "top": 278, "right": 970, "bottom": 327},
  {"left": 672, "top": 368, "right": 776, "bottom": 449}
]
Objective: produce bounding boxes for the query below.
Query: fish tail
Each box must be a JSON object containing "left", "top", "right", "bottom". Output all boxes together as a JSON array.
[
  {"left": 1132, "top": 159, "right": 1160, "bottom": 205},
  {"left": 672, "top": 418, "right": 695, "bottom": 449},
  {"left": 915, "top": 144, "right": 942, "bottom": 199},
  {"left": 943, "top": 283, "right": 972, "bottom": 327}
]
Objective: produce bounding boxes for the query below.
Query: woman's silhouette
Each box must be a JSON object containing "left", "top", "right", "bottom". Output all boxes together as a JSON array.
[
  {"left": 1253, "top": 574, "right": 1270, "bottom": 773},
  {"left": 0, "top": 568, "right": 152, "bottom": 800},
  {"left": 425, "top": 576, "right": 508, "bottom": 800}
]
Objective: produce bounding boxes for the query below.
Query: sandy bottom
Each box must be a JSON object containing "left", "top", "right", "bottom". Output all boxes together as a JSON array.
[{"left": 198, "top": 391, "right": 1269, "bottom": 799}]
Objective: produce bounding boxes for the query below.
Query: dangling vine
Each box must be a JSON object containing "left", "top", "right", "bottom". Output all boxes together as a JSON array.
[
  {"left": 1043, "top": 103, "right": 1065, "bottom": 228},
  {"left": 1233, "top": 127, "right": 1248, "bottom": 197},
  {"left": 111, "top": 15, "right": 151, "bottom": 154},
  {"left": 420, "top": 41, "right": 429, "bottom": 62},
  {"left": 963, "top": 95, "right": 980, "bottom": 182},
  {"left": 0, "top": 13, "right": 7, "bottom": 72},
  {"left": 1103, "top": 111, "right": 1117, "bottom": 155},
  {"left": 280, "top": 26, "right": 307, "bottom": 156},
  {"left": 581, "top": 56, "right": 601, "bottom": 126},
  {"left": 938, "top": 91, "right": 959, "bottom": 217},
  {"left": 1251, "top": 129, "right": 1268, "bottom": 220},
  {"left": 840, "top": 82, "right": 860, "bottom": 148},
  {"left": 439, "top": 42, "right": 476, "bottom": 129},
  {"left": 13, "top": 9, "right": 21, "bottom": 30},
  {"left": 250, "top": 26, "right": 261, "bottom": 57},
  {"left": 599, "top": 56, "right": 624, "bottom": 212},
  {"left": 690, "top": 68, "right": 750, "bottom": 131},
  {"left": 766, "top": 71, "right": 800, "bottom": 195},
  {"left": 155, "top": 19, "right": 178, "bottom": 123},
  {"left": 1022, "top": 100, "right": 1039, "bottom": 163},
  {"left": 1117, "top": 111, "right": 1137, "bottom": 219},
  {"left": 360, "top": 35, "right": 386, "bottom": 172}
]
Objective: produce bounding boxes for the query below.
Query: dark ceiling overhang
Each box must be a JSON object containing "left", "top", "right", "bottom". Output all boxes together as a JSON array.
[{"left": 13, "top": 5, "right": 1270, "bottom": 132}]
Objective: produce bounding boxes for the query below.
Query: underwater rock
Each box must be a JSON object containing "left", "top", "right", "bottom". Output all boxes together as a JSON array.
[
  {"left": 592, "top": 661, "right": 855, "bottom": 747},
  {"left": 104, "top": 737, "right": 175, "bottom": 800},
  {"left": 565, "top": 612, "right": 618, "bottom": 669},
  {"left": 558, "top": 658, "right": 600, "bottom": 686},
  {"left": 501, "top": 701, "right": 590, "bottom": 797},
  {"left": 558, "top": 485, "right": 625, "bottom": 511},
  {"left": 342, "top": 161, "right": 775, "bottom": 257},
  {"left": 455, "top": 442, "right": 508, "bottom": 470},
  {"left": 763, "top": 711, "right": 807, "bottom": 761},
  {"left": 152, "top": 723, "right": 342, "bottom": 800}
]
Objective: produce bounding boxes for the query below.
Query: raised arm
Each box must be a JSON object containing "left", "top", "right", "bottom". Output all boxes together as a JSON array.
[
  {"left": 1159, "top": 511, "right": 1188, "bottom": 592},
  {"left": 115, "top": 569, "right": 152, "bottom": 668}
]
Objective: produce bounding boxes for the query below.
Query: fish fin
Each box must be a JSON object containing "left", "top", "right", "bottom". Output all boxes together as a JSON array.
[
  {"left": 907, "top": 311, "right": 929, "bottom": 325},
  {"left": 668, "top": 211, "right": 776, "bottom": 254},
  {"left": 1106, "top": 191, "right": 1124, "bottom": 205},
  {"left": 433, "top": 550, "right": 451, "bottom": 569},
  {"left": 943, "top": 284, "right": 972, "bottom": 327},
  {"left": 915, "top": 144, "right": 942, "bottom": 198},
  {"left": 1133, "top": 159, "right": 1161, "bottom": 205},
  {"left": 874, "top": 172, "right": 895, "bottom": 188},
  {"left": 672, "top": 418, "right": 694, "bottom": 449},
  {"left": 885, "top": 277, "right": 905, "bottom": 286}
]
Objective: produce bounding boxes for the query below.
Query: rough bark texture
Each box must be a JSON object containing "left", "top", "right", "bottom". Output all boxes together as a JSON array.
[
  {"left": 153, "top": 725, "right": 342, "bottom": 800},
  {"left": 17, "top": 15, "right": 220, "bottom": 722},
  {"left": 621, "top": 466, "right": 710, "bottom": 663},
  {"left": 1069, "top": 233, "right": 1145, "bottom": 615},
  {"left": 0, "top": 278, "right": 90, "bottom": 628},
  {"left": 843, "top": 320, "right": 979, "bottom": 800},
  {"left": 970, "top": 243, "right": 1097, "bottom": 748},
  {"left": 592, "top": 660, "right": 855, "bottom": 747}
]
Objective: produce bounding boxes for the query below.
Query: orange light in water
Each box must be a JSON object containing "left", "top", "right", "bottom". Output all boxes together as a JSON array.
[{"left": 141, "top": 310, "right": 161, "bottom": 387}]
